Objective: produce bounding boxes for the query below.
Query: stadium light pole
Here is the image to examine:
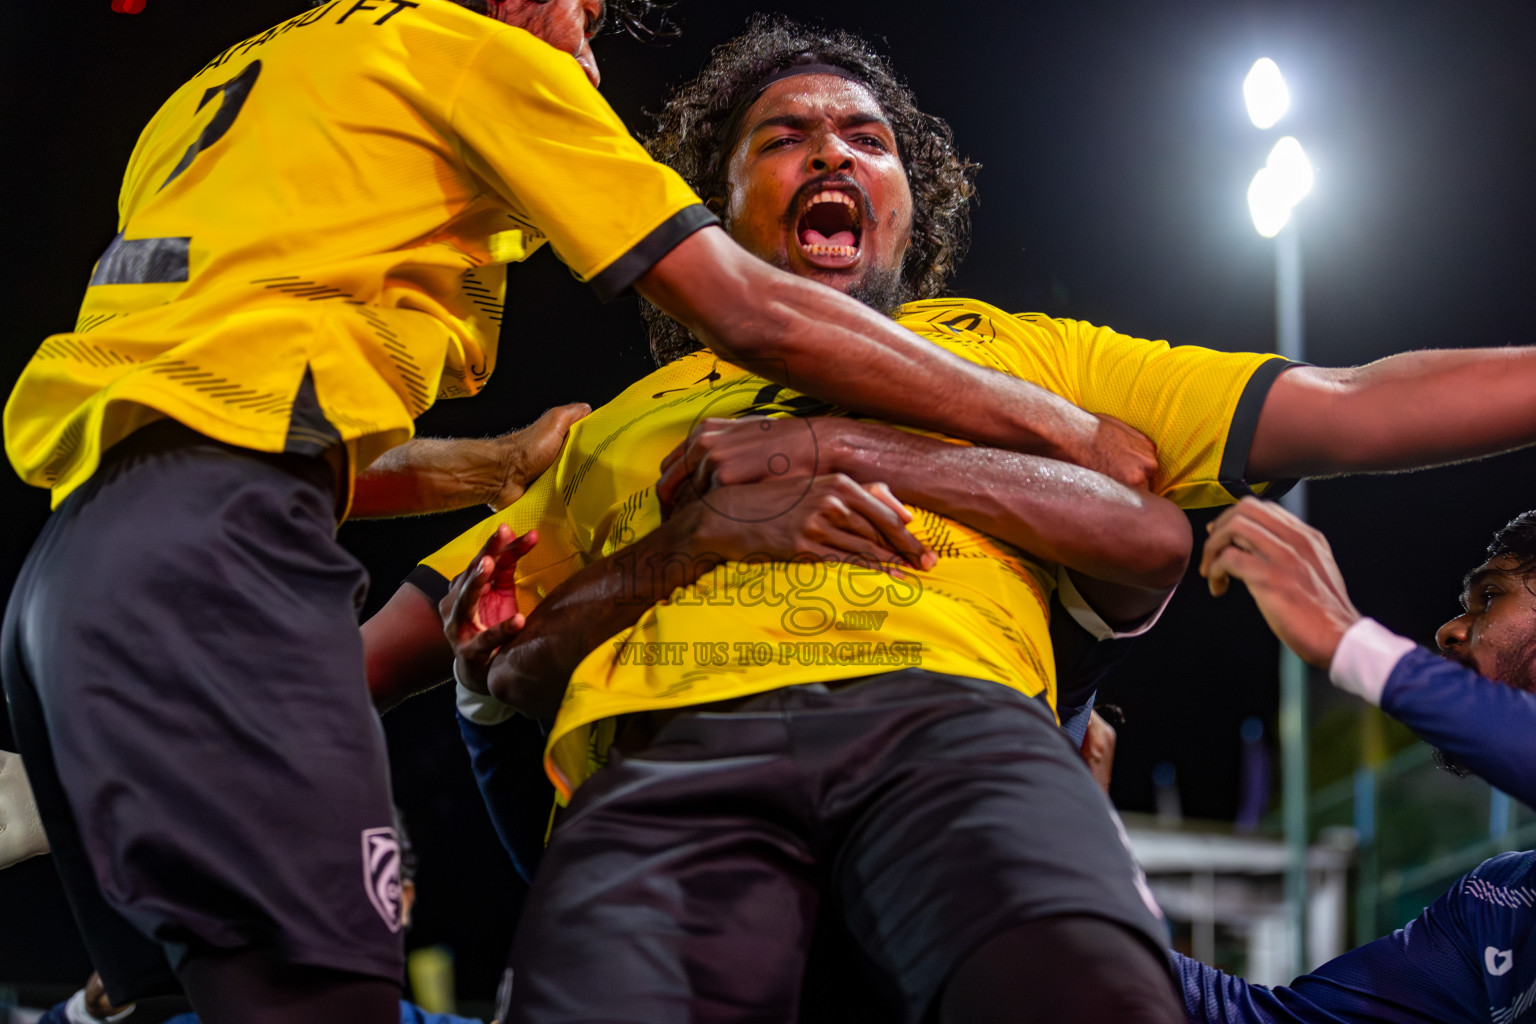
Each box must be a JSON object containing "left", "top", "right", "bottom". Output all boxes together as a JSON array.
[{"left": 1244, "top": 56, "right": 1315, "bottom": 977}]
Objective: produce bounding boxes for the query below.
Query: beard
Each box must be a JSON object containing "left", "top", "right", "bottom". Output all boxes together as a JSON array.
[
  {"left": 1491, "top": 632, "right": 1536, "bottom": 694},
  {"left": 764, "top": 248, "right": 913, "bottom": 320},
  {"left": 843, "top": 263, "right": 913, "bottom": 319}
]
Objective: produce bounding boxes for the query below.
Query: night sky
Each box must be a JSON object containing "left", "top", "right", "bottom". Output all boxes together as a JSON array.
[{"left": 4, "top": 0, "right": 1536, "bottom": 1000}]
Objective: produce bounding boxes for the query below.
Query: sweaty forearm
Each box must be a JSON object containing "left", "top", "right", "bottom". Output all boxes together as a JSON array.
[
  {"left": 722, "top": 274, "right": 1097, "bottom": 457},
  {"left": 829, "top": 423, "right": 1189, "bottom": 589},
  {"left": 639, "top": 229, "right": 1102, "bottom": 461},
  {"left": 487, "top": 515, "right": 716, "bottom": 718},
  {"left": 1249, "top": 349, "right": 1536, "bottom": 480},
  {"left": 351, "top": 436, "right": 510, "bottom": 518}
]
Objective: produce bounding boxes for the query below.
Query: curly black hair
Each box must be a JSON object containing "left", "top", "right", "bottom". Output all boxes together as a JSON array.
[
  {"left": 307, "top": 0, "right": 678, "bottom": 41},
  {"left": 1485, "top": 511, "right": 1536, "bottom": 579},
  {"left": 641, "top": 14, "right": 977, "bottom": 364}
]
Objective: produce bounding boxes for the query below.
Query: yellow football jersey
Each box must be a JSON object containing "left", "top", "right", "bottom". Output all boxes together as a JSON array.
[
  {"left": 5, "top": 0, "right": 710, "bottom": 507},
  {"left": 418, "top": 298, "right": 1290, "bottom": 798}
]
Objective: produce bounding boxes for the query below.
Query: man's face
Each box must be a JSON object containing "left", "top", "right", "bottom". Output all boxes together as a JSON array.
[
  {"left": 493, "top": 0, "right": 604, "bottom": 86},
  {"left": 722, "top": 75, "right": 913, "bottom": 308},
  {"left": 1435, "top": 555, "right": 1536, "bottom": 691}
]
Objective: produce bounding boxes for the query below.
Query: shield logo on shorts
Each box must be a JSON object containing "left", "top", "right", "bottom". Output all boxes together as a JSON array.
[{"left": 361, "top": 827, "right": 403, "bottom": 933}]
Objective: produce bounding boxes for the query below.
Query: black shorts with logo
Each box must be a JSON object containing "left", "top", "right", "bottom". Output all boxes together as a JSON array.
[
  {"left": 1, "top": 422, "right": 403, "bottom": 1003},
  {"left": 505, "top": 669, "right": 1170, "bottom": 1024}
]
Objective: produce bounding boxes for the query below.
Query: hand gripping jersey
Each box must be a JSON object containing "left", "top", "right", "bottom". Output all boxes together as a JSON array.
[
  {"left": 417, "top": 300, "right": 1289, "bottom": 798},
  {"left": 4, "top": 0, "right": 709, "bottom": 506}
]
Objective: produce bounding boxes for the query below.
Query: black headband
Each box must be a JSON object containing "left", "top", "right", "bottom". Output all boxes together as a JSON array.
[
  {"left": 707, "top": 62, "right": 870, "bottom": 175},
  {"left": 752, "top": 62, "right": 866, "bottom": 95}
]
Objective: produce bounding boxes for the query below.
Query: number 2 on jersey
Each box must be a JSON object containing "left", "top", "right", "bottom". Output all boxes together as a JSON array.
[{"left": 160, "top": 61, "right": 262, "bottom": 192}]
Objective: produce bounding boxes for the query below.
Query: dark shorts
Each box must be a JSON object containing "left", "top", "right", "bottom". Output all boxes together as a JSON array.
[
  {"left": 505, "top": 670, "right": 1170, "bottom": 1024},
  {"left": 1, "top": 423, "right": 404, "bottom": 1002}
]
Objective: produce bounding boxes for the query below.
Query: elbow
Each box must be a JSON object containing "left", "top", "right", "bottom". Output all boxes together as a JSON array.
[
  {"left": 1144, "top": 532, "right": 1192, "bottom": 592},
  {"left": 488, "top": 664, "right": 564, "bottom": 722},
  {"left": 1135, "top": 505, "right": 1193, "bottom": 591},
  {"left": 486, "top": 667, "right": 528, "bottom": 714},
  {"left": 1076, "top": 491, "right": 1191, "bottom": 590}
]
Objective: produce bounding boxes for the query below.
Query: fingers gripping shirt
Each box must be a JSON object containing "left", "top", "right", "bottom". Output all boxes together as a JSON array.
[
  {"left": 4, "top": 0, "right": 709, "bottom": 507},
  {"left": 418, "top": 300, "right": 1288, "bottom": 798}
]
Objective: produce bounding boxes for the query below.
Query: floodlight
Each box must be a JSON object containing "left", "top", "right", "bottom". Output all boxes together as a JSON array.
[
  {"left": 1244, "top": 58, "right": 1289, "bottom": 130},
  {"left": 1266, "top": 136, "right": 1314, "bottom": 207},
  {"left": 1248, "top": 167, "right": 1292, "bottom": 238}
]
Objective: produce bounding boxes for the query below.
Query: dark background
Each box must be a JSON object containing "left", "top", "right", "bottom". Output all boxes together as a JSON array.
[{"left": 4, "top": 0, "right": 1536, "bottom": 1002}]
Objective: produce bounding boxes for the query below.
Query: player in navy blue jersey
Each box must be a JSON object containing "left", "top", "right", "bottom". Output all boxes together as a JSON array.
[{"left": 1177, "top": 503, "right": 1536, "bottom": 1022}]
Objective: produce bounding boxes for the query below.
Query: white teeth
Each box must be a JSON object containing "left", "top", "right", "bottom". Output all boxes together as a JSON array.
[
  {"left": 808, "top": 190, "right": 857, "bottom": 211},
  {"left": 804, "top": 244, "right": 858, "bottom": 258}
]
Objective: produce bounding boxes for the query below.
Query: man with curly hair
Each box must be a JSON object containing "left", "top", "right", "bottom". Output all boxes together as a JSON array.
[
  {"left": 638, "top": 16, "right": 979, "bottom": 366},
  {"left": 347, "top": 14, "right": 1536, "bottom": 1023},
  {"left": 629, "top": 14, "right": 1536, "bottom": 741}
]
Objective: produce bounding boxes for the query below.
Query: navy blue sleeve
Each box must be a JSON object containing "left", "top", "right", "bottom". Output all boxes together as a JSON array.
[
  {"left": 1175, "top": 950, "right": 1307, "bottom": 1022},
  {"left": 1177, "top": 867, "right": 1497, "bottom": 1024},
  {"left": 398, "top": 999, "right": 485, "bottom": 1024},
  {"left": 1381, "top": 647, "right": 1536, "bottom": 807},
  {"left": 457, "top": 711, "right": 554, "bottom": 885},
  {"left": 35, "top": 1000, "right": 73, "bottom": 1024}
]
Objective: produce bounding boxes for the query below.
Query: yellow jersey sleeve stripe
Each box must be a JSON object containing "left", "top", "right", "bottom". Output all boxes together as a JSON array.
[
  {"left": 404, "top": 563, "right": 452, "bottom": 607},
  {"left": 1216, "top": 356, "right": 1300, "bottom": 501},
  {"left": 448, "top": 22, "right": 706, "bottom": 289},
  {"left": 589, "top": 207, "right": 719, "bottom": 302}
]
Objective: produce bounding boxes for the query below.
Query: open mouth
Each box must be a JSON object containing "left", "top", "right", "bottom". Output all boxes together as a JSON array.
[{"left": 797, "top": 189, "right": 863, "bottom": 262}]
